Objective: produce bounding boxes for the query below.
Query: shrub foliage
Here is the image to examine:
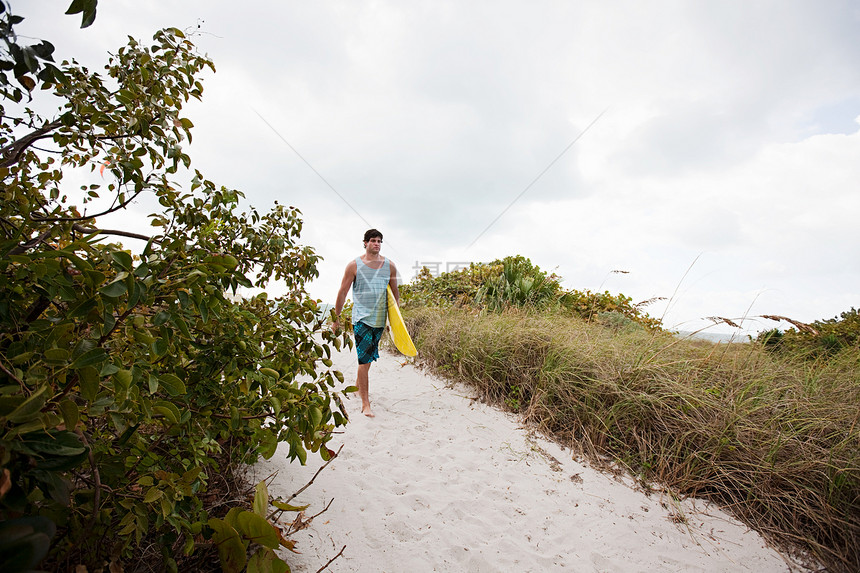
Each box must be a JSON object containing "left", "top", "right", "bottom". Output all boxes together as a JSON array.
[
  {"left": 402, "top": 255, "right": 662, "bottom": 329},
  {"left": 1, "top": 8, "right": 350, "bottom": 571},
  {"left": 758, "top": 307, "right": 860, "bottom": 359}
]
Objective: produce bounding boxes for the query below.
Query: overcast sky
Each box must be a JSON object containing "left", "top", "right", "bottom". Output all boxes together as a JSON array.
[{"left": 16, "top": 0, "right": 860, "bottom": 335}]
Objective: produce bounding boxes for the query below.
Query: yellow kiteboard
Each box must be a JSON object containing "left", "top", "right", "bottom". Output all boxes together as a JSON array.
[{"left": 386, "top": 285, "right": 417, "bottom": 357}]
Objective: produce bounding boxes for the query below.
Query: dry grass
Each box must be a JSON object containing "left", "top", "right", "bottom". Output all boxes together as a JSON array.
[{"left": 406, "top": 307, "right": 860, "bottom": 572}]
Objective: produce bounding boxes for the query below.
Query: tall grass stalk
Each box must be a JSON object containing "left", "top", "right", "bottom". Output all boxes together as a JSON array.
[{"left": 406, "top": 307, "right": 859, "bottom": 572}]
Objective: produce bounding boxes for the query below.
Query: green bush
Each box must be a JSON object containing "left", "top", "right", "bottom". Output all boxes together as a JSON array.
[
  {"left": 758, "top": 308, "right": 860, "bottom": 359},
  {"left": 401, "top": 262, "right": 499, "bottom": 308},
  {"left": 475, "top": 256, "right": 565, "bottom": 311},
  {"left": 401, "top": 255, "right": 662, "bottom": 329},
  {"left": 1, "top": 14, "right": 351, "bottom": 571}
]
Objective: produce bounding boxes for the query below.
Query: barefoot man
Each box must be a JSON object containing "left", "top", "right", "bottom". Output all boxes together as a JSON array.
[{"left": 333, "top": 229, "right": 400, "bottom": 417}]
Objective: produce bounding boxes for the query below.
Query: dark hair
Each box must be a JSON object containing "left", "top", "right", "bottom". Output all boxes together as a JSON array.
[{"left": 363, "top": 229, "right": 383, "bottom": 242}]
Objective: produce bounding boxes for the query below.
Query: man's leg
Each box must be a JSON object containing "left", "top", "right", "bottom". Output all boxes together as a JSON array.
[
  {"left": 353, "top": 321, "right": 382, "bottom": 418},
  {"left": 356, "top": 362, "right": 374, "bottom": 417}
]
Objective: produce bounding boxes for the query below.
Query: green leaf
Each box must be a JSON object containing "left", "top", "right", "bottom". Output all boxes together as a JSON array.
[
  {"left": 111, "top": 251, "right": 133, "bottom": 271},
  {"left": 160, "top": 497, "right": 173, "bottom": 518},
  {"left": 235, "top": 511, "right": 279, "bottom": 550},
  {"left": 253, "top": 481, "right": 268, "bottom": 517},
  {"left": 144, "top": 487, "right": 163, "bottom": 503},
  {"left": 0, "top": 519, "right": 55, "bottom": 571},
  {"left": 153, "top": 401, "right": 181, "bottom": 425},
  {"left": 133, "top": 330, "right": 155, "bottom": 345},
  {"left": 43, "top": 348, "right": 70, "bottom": 363},
  {"left": 32, "top": 41, "right": 56, "bottom": 61},
  {"left": 247, "top": 548, "right": 290, "bottom": 573},
  {"left": 6, "top": 386, "right": 49, "bottom": 423},
  {"left": 99, "top": 362, "right": 119, "bottom": 376},
  {"left": 223, "top": 507, "right": 243, "bottom": 529},
  {"left": 153, "top": 337, "right": 169, "bottom": 357},
  {"left": 83, "top": 270, "right": 106, "bottom": 287},
  {"left": 70, "top": 347, "right": 107, "bottom": 369},
  {"left": 34, "top": 449, "right": 89, "bottom": 472},
  {"left": 271, "top": 500, "right": 309, "bottom": 512},
  {"left": 65, "top": 0, "right": 87, "bottom": 15},
  {"left": 269, "top": 396, "right": 281, "bottom": 416},
  {"left": 127, "top": 281, "right": 143, "bottom": 308},
  {"left": 22, "top": 431, "right": 86, "bottom": 457},
  {"left": 4, "top": 419, "right": 48, "bottom": 438},
  {"left": 308, "top": 406, "right": 323, "bottom": 429},
  {"left": 99, "top": 280, "right": 127, "bottom": 298},
  {"left": 116, "top": 423, "right": 139, "bottom": 446},
  {"left": 181, "top": 466, "right": 202, "bottom": 484},
  {"left": 81, "top": 7, "right": 97, "bottom": 28},
  {"left": 10, "top": 351, "right": 34, "bottom": 365},
  {"left": 33, "top": 469, "right": 72, "bottom": 505},
  {"left": 320, "top": 446, "right": 335, "bottom": 461},
  {"left": 205, "top": 254, "right": 239, "bottom": 270},
  {"left": 113, "top": 369, "right": 133, "bottom": 393},
  {"left": 208, "top": 518, "right": 247, "bottom": 573},
  {"left": 0, "top": 396, "right": 25, "bottom": 417},
  {"left": 65, "top": 0, "right": 99, "bottom": 28},
  {"left": 173, "top": 315, "right": 191, "bottom": 339},
  {"left": 58, "top": 400, "right": 80, "bottom": 430},
  {"left": 124, "top": 272, "right": 136, "bottom": 302},
  {"left": 133, "top": 262, "right": 150, "bottom": 278},
  {"left": 198, "top": 297, "right": 209, "bottom": 323},
  {"left": 258, "top": 368, "right": 280, "bottom": 380},
  {"left": 68, "top": 297, "right": 97, "bottom": 319},
  {"left": 78, "top": 366, "right": 100, "bottom": 402},
  {"left": 257, "top": 430, "right": 278, "bottom": 460},
  {"left": 158, "top": 373, "right": 186, "bottom": 396}
]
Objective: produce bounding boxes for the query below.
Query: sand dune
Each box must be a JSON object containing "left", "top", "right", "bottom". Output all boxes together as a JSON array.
[{"left": 253, "top": 346, "right": 807, "bottom": 572}]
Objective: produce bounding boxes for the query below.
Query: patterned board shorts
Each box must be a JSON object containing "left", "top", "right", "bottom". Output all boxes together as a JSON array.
[{"left": 354, "top": 321, "right": 384, "bottom": 364}]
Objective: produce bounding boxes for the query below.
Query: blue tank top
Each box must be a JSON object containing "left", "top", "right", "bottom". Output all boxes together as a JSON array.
[{"left": 352, "top": 257, "right": 390, "bottom": 328}]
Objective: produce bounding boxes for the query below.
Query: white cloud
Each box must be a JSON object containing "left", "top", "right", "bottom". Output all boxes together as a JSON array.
[{"left": 12, "top": 0, "right": 860, "bottom": 334}]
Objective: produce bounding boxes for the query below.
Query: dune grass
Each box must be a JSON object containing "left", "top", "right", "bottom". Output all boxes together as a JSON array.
[{"left": 405, "top": 307, "right": 859, "bottom": 572}]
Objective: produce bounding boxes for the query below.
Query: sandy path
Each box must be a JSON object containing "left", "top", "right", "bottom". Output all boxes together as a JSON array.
[{"left": 252, "top": 346, "right": 805, "bottom": 572}]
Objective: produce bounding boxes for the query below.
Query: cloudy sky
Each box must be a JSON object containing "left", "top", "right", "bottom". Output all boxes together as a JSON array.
[{"left": 16, "top": 0, "right": 860, "bottom": 335}]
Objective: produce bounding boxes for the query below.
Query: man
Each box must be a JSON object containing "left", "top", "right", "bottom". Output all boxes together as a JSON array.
[{"left": 333, "top": 229, "right": 399, "bottom": 418}]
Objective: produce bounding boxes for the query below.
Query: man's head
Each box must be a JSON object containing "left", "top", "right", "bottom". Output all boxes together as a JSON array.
[{"left": 363, "top": 229, "right": 383, "bottom": 245}]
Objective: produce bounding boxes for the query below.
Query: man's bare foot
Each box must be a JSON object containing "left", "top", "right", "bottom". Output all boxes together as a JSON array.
[{"left": 361, "top": 406, "right": 376, "bottom": 418}]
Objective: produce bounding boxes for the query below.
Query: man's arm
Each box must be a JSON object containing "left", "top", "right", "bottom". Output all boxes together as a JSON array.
[
  {"left": 389, "top": 261, "right": 400, "bottom": 306},
  {"left": 333, "top": 260, "right": 357, "bottom": 325}
]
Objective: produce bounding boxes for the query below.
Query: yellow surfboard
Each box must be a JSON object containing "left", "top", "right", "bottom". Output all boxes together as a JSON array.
[{"left": 387, "top": 285, "right": 417, "bottom": 357}]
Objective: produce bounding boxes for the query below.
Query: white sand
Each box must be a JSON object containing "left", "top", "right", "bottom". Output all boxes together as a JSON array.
[{"left": 253, "top": 346, "right": 807, "bottom": 572}]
